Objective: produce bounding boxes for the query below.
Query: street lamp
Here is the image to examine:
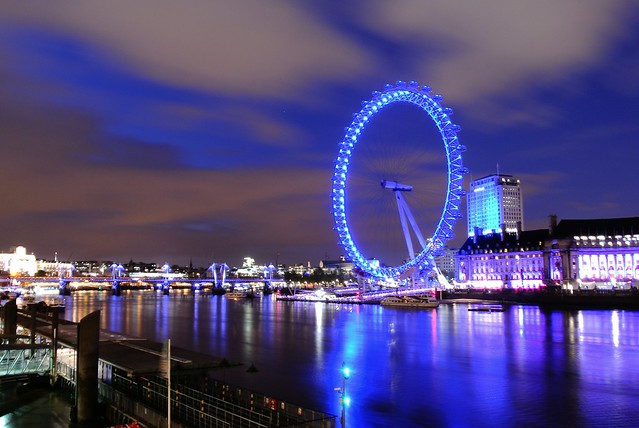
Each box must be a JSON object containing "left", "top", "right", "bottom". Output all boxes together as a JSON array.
[{"left": 335, "top": 362, "right": 351, "bottom": 427}]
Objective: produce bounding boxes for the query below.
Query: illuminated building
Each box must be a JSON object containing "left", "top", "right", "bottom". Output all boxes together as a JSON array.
[
  {"left": 467, "top": 174, "right": 523, "bottom": 237},
  {"left": 455, "top": 216, "right": 639, "bottom": 290},
  {"left": 38, "top": 259, "right": 75, "bottom": 276},
  {"left": 456, "top": 230, "right": 548, "bottom": 289},
  {"left": 435, "top": 247, "right": 457, "bottom": 278},
  {"left": 74, "top": 260, "right": 113, "bottom": 276},
  {"left": 547, "top": 216, "right": 639, "bottom": 287},
  {"left": 0, "top": 246, "right": 37, "bottom": 276},
  {"left": 320, "top": 255, "right": 354, "bottom": 277}
]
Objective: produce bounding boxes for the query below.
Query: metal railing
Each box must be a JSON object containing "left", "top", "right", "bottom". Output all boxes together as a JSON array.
[{"left": 0, "top": 346, "right": 51, "bottom": 377}]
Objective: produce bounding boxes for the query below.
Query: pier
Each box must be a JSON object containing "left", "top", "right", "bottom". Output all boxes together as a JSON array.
[{"left": 1, "top": 300, "right": 335, "bottom": 427}]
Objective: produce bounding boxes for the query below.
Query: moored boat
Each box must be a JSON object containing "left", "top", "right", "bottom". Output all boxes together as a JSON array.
[
  {"left": 46, "top": 296, "right": 67, "bottom": 311},
  {"left": 17, "top": 293, "right": 66, "bottom": 311},
  {"left": 18, "top": 292, "right": 36, "bottom": 308},
  {"left": 225, "top": 289, "right": 262, "bottom": 299},
  {"left": 380, "top": 295, "right": 439, "bottom": 308},
  {"left": 468, "top": 304, "right": 504, "bottom": 312}
]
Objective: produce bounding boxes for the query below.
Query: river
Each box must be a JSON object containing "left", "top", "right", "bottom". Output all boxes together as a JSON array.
[{"left": 61, "top": 290, "right": 639, "bottom": 427}]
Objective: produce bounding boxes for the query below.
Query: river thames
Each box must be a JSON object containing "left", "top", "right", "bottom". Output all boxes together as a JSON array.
[{"left": 61, "top": 290, "right": 639, "bottom": 427}]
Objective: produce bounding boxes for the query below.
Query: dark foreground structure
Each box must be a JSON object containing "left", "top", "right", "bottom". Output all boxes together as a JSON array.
[{"left": 1, "top": 301, "right": 335, "bottom": 427}]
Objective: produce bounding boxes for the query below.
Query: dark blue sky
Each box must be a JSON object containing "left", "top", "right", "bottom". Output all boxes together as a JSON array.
[{"left": 1, "top": 1, "right": 638, "bottom": 268}]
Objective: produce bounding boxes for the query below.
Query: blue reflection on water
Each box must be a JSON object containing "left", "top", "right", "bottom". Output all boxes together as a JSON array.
[{"left": 65, "top": 292, "right": 639, "bottom": 427}]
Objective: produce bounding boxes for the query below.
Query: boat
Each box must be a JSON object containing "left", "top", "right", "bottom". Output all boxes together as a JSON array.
[
  {"left": 18, "top": 292, "right": 36, "bottom": 308},
  {"left": 46, "top": 296, "right": 67, "bottom": 311},
  {"left": 468, "top": 304, "right": 504, "bottom": 313},
  {"left": 380, "top": 295, "right": 439, "bottom": 308},
  {"left": 224, "top": 290, "right": 247, "bottom": 299},
  {"left": 34, "top": 285, "right": 61, "bottom": 295},
  {"left": 225, "top": 289, "right": 262, "bottom": 299},
  {"left": 17, "top": 293, "right": 66, "bottom": 311}
]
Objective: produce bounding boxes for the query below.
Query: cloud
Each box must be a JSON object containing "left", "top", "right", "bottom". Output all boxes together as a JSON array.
[
  {"left": 362, "top": 1, "right": 632, "bottom": 97},
  {"left": 201, "top": 105, "right": 309, "bottom": 150},
  {"left": 3, "top": 1, "right": 634, "bottom": 106},
  {"left": 1, "top": 0, "right": 636, "bottom": 145},
  {"left": 1, "top": 1, "right": 638, "bottom": 265},
  {"left": 0, "top": 90, "right": 337, "bottom": 265},
  {"left": 0, "top": 1, "right": 370, "bottom": 100}
]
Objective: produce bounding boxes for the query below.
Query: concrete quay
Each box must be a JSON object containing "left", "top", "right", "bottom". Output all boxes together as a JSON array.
[
  {"left": 442, "top": 288, "right": 639, "bottom": 310},
  {"left": 0, "top": 379, "right": 88, "bottom": 428}
]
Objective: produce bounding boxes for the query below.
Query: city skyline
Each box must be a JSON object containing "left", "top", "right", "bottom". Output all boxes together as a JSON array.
[{"left": 1, "top": 2, "right": 638, "bottom": 267}]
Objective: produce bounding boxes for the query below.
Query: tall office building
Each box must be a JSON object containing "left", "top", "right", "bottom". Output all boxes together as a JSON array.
[{"left": 467, "top": 174, "right": 523, "bottom": 237}]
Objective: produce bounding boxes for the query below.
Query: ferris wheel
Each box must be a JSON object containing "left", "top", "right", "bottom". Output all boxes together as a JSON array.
[{"left": 331, "top": 81, "right": 467, "bottom": 280}]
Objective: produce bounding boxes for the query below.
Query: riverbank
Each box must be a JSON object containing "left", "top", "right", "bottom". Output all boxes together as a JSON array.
[{"left": 443, "top": 288, "right": 639, "bottom": 310}]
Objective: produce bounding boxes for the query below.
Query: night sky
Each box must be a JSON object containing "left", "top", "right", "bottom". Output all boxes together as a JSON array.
[{"left": 1, "top": 1, "right": 638, "bottom": 268}]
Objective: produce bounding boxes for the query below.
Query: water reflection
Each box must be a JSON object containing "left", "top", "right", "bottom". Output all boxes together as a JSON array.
[{"left": 63, "top": 292, "right": 639, "bottom": 427}]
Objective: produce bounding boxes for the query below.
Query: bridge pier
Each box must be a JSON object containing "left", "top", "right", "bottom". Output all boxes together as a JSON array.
[
  {"left": 112, "top": 281, "right": 121, "bottom": 296},
  {"left": 59, "top": 279, "right": 71, "bottom": 296}
]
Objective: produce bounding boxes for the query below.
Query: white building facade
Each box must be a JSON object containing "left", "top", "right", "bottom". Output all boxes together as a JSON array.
[
  {"left": 545, "top": 217, "right": 639, "bottom": 287},
  {"left": 455, "top": 217, "right": 639, "bottom": 290},
  {"left": 0, "top": 246, "right": 38, "bottom": 276},
  {"left": 456, "top": 230, "right": 547, "bottom": 289}
]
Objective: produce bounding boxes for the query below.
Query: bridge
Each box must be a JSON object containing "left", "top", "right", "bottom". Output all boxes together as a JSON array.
[{"left": 0, "top": 275, "right": 286, "bottom": 296}]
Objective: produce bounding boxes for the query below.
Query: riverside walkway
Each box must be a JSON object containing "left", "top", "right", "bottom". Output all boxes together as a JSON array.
[{"left": 443, "top": 287, "right": 639, "bottom": 310}]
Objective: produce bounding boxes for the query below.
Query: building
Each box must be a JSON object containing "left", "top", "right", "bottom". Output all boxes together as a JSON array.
[
  {"left": 545, "top": 215, "right": 639, "bottom": 287},
  {"left": 434, "top": 247, "right": 457, "bottom": 279},
  {"left": 467, "top": 174, "right": 523, "bottom": 237},
  {"left": 455, "top": 216, "right": 639, "bottom": 290},
  {"left": 456, "top": 229, "right": 548, "bottom": 289},
  {"left": 0, "top": 246, "right": 37, "bottom": 276},
  {"left": 320, "top": 255, "right": 354, "bottom": 277},
  {"left": 38, "top": 259, "right": 75, "bottom": 277},
  {"left": 286, "top": 261, "right": 313, "bottom": 277},
  {"left": 124, "top": 260, "right": 159, "bottom": 274},
  {"left": 74, "top": 260, "right": 114, "bottom": 277}
]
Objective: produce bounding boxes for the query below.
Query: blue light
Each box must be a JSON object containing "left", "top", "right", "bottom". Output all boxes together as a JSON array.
[
  {"left": 342, "top": 365, "right": 351, "bottom": 379},
  {"left": 331, "top": 81, "right": 466, "bottom": 280}
]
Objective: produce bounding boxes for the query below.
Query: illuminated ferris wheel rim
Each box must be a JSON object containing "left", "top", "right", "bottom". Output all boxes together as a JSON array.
[{"left": 331, "top": 80, "right": 468, "bottom": 279}]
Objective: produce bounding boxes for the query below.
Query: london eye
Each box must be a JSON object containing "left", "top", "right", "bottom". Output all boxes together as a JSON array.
[{"left": 331, "top": 81, "right": 467, "bottom": 282}]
